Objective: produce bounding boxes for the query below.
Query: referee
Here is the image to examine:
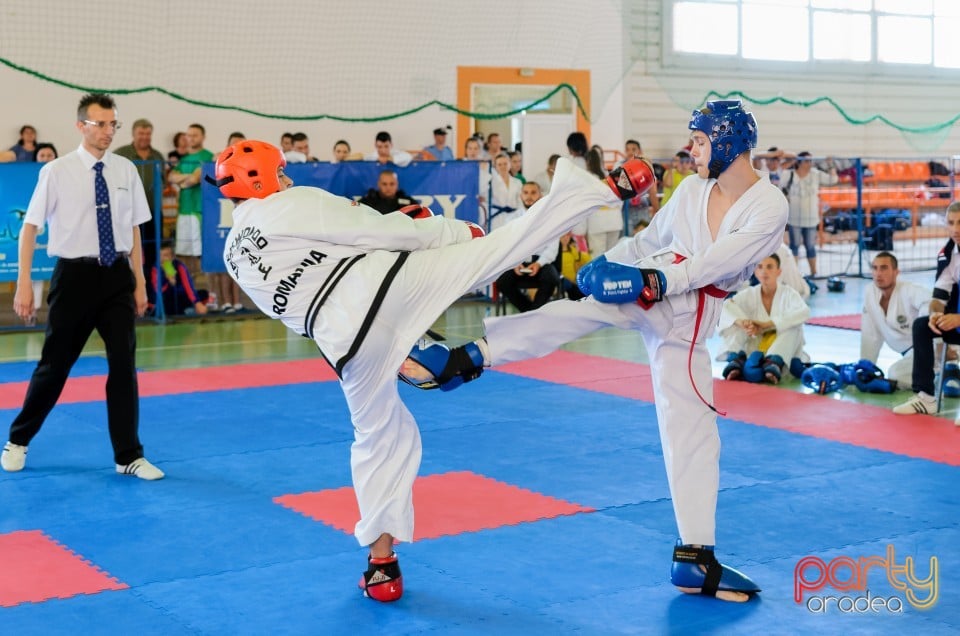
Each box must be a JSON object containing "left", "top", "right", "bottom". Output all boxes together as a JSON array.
[{"left": 1, "top": 93, "right": 163, "bottom": 480}]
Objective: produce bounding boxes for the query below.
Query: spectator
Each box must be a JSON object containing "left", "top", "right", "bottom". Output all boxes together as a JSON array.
[
  {"left": 464, "top": 136, "right": 491, "bottom": 219},
  {"left": 215, "top": 132, "right": 247, "bottom": 313},
  {"left": 661, "top": 150, "right": 695, "bottom": 207},
  {"left": 782, "top": 151, "right": 839, "bottom": 277},
  {"left": 531, "top": 153, "right": 560, "bottom": 194},
  {"left": 861, "top": 251, "right": 928, "bottom": 389},
  {"left": 566, "top": 131, "right": 589, "bottom": 170},
  {"left": 114, "top": 118, "right": 167, "bottom": 272},
  {"left": 422, "top": 126, "right": 454, "bottom": 161},
  {"left": 585, "top": 145, "right": 624, "bottom": 255},
  {"left": 167, "top": 131, "right": 188, "bottom": 169},
  {"left": 332, "top": 139, "right": 360, "bottom": 163},
  {"left": 34, "top": 143, "right": 57, "bottom": 163},
  {"left": 494, "top": 181, "right": 560, "bottom": 312},
  {"left": 167, "top": 123, "right": 214, "bottom": 274},
  {"left": 508, "top": 150, "right": 525, "bottom": 183},
  {"left": 364, "top": 131, "right": 412, "bottom": 167},
  {"left": 489, "top": 153, "right": 523, "bottom": 229},
  {"left": 8, "top": 125, "right": 38, "bottom": 162},
  {"left": 286, "top": 132, "right": 318, "bottom": 163},
  {"left": 147, "top": 241, "right": 210, "bottom": 316},
  {"left": 483, "top": 132, "right": 503, "bottom": 161},
  {"left": 280, "top": 132, "right": 294, "bottom": 154},
  {"left": 718, "top": 252, "right": 810, "bottom": 383},
  {"left": 554, "top": 231, "right": 592, "bottom": 300},
  {"left": 618, "top": 139, "right": 660, "bottom": 233},
  {"left": 894, "top": 202, "right": 960, "bottom": 414},
  {"left": 358, "top": 169, "right": 418, "bottom": 214}
]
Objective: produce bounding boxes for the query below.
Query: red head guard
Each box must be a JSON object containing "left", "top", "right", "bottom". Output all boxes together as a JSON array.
[{"left": 212, "top": 140, "right": 286, "bottom": 199}]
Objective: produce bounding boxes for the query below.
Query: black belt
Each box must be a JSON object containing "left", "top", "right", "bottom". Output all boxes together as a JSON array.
[{"left": 59, "top": 253, "right": 129, "bottom": 266}]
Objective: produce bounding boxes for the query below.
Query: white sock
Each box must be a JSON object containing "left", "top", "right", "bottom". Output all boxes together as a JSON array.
[{"left": 475, "top": 337, "right": 491, "bottom": 367}]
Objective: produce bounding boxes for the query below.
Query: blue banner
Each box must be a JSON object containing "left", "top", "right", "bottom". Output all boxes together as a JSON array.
[
  {"left": 0, "top": 163, "right": 58, "bottom": 282},
  {"left": 201, "top": 161, "right": 480, "bottom": 272}
]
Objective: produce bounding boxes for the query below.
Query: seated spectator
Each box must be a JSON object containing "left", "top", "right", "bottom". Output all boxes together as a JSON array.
[
  {"left": 147, "top": 241, "right": 210, "bottom": 316},
  {"left": 285, "top": 132, "right": 319, "bottom": 163},
  {"left": 358, "top": 169, "right": 418, "bottom": 214},
  {"left": 280, "top": 132, "right": 293, "bottom": 154},
  {"left": 8, "top": 125, "right": 38, "bottom": 162},
  {"left": 332, "top": 139, "right": 362, "bottom": 162},
  {"left": 34, "top": 143, "right": 57, "bottom": 163},
  {"left": 422, "top": 126, "right": 454, "bottom": 161},
  {"left": 364, "top": 131, "right": 412, "bottom": 167},
  {"left": 719, "top": 253, "right": 810, "bottom": 384},
  {"left": 554, "top": 231, "right": 592, "bottom": 300},
  {"left": 495, "top": 181, "right": 560, "bottom": 312},
  {"left": 894, "top": 202, "right": 960, "bottom": 414},
  {"left": 862, "top": 251, "right": 928, "bottom": 390}
]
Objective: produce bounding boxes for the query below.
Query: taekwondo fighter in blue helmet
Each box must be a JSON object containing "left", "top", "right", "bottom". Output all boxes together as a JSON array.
[
  {"left": 211, "top": 139, "right": 655, "bottom": 602},
  {"left": 409, "top": 100, "right": 788, "bottom": 601}
]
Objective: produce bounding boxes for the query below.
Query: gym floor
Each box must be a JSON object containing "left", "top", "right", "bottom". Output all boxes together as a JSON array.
[{"left": 0, "top": 272, "right": 956, "bottom": 634}]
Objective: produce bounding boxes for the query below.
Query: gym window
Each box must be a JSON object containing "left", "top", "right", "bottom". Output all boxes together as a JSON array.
[{"left": 666, "top": 0, "right": 960, "bottom": 72}]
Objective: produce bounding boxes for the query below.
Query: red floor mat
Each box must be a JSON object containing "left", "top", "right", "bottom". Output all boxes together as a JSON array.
[
  {"left": 806, "top": 314, "right": 861, "bottom": 330},
  {"left": 499, "top": 351, "right": 960, "bottom": 466},
  {"left": 0, "top": 530, "right": 127, "bottom": 607},
  {"left": 274, "top": 470, "right": 594, "bottom": 540},
  {"left": 0, "top": 359, "right": 339, "bottom": 410}
]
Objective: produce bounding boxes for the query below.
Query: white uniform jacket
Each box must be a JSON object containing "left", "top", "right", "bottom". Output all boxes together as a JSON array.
[
  {"left": 224, "top": 187, "right": 473, "bottom": 373},
  {"left": 860, "top": 280, "right": 929, "bottom": 360}
]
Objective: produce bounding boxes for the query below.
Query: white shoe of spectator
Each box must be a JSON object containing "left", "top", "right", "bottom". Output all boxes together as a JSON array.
[{"left": 892, "top": 392, "right": 937, "bottom": 415}]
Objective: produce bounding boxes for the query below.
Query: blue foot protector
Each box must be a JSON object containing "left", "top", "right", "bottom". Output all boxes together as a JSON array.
[
  {"left": 670, "top": 541, "right": 761, "bottom": 597},
  {"left": 399, "top": 340, "right": 484, "bottom": 391}
]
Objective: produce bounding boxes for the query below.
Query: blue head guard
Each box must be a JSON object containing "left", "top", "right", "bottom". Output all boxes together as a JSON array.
[{"left": 688, "top": 100, "right": 758, "bottom": 178}]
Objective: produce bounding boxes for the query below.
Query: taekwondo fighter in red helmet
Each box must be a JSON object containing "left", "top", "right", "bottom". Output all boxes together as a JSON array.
[
  {"left": 432, "top": 100, "right": 788, "bottom": 602},
  {"left": 209, "top": 139, "right": 655, "bottom": 602}
]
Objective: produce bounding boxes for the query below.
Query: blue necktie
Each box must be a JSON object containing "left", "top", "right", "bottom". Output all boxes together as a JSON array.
[{"left": 94, "top": 161, "right": 117, "bottom": 266}]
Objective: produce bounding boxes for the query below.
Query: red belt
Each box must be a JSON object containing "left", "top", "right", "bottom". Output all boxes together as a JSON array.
[{"left": 672, "top": 253, "right": 728, "bottom": 416}]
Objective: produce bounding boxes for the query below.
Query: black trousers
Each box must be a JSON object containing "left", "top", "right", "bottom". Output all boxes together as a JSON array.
[
  {"left": 497, "top": 264, "right": 561, "bottom": 313},
  {"left": 910, "top": 315, "right": 960, "bottom": 395},
  {"left": 9, "top": 258, "right": 143, "bottom": 465}
]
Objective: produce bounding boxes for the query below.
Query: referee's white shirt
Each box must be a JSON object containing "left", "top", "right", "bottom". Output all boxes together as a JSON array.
[{"left": 23, "top": 144, "right": 151, "bottom": 259}]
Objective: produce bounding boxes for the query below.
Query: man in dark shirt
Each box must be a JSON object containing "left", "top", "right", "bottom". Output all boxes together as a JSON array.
[{"left": 358, "top": 169, "right": 418, "bottom": 214}]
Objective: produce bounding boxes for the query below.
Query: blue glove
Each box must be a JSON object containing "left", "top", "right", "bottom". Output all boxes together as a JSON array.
[
  {"left": 582, "top": 260, "right": 644, "bottom": 303},
  {"left": 576, "top": 255, "right": 606, "bottom": 297}
]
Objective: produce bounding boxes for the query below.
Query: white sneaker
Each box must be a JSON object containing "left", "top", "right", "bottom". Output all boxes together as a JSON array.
[
  {"left": 892, "top": 392, "right": 937, "bottom": 415},
  {"left": 1, "top": 442, "right": 27, "bottom": 472},
  {"left": 116, "top": 457, "right": 165, "bottom": 480}
]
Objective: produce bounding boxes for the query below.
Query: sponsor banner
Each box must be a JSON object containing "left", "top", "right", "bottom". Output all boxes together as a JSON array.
[{"left": 0, "top": 163, "right": 57, "bottom": 282}]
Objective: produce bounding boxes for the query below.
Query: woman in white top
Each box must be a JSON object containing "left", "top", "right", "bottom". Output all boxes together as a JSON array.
[
  {"left": 584, "top": 144, "right": 624, "bottom": 255},
  {"left": 781, "top": 151, "right": 838, "bottom": 277}
]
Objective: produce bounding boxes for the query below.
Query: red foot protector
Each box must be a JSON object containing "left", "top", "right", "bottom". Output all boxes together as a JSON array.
[
  {"left": 275, "top": 470, "right": 595, "bottom": 540},
  {"left": 0, "top": 530, "right": 127, "bottom": 607}
]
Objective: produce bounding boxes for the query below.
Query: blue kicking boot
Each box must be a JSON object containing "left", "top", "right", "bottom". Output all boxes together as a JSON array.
[
  {"left": 670, "top": 541, "right": 761, "bottom": 599},
  {"left": 399, "top": 340, "right": 485, "bottom": 391}
]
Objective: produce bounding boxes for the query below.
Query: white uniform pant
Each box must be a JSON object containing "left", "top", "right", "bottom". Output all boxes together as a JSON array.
[
  {"left": 337, "top": 159, "right": 622, "bottom": 546},
  {"left": 483, "top": 296, "right": 722, "bottom": 546},
  {"left": 887, "top": 353, "right": 913, "bottom": 388},
  {"left": 720, "top": 324, "right": 804, "bottom": 367}
]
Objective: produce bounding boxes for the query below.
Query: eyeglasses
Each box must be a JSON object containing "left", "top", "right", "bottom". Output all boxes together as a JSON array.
[{"left": 82, "top": 120, "right": 122, "bottom": 131}]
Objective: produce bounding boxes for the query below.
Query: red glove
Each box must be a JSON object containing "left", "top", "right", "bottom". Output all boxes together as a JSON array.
[
  {"left": 399, "top": 204, "right": 434, "bottom": 220},
  {"left": 464, "top": 221, "right": 485, "bottom": 239}
]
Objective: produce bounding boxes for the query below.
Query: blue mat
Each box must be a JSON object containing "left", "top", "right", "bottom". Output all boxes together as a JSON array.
[
  {"left": 1, "top": 371, "right": 956, "bottom": 634},
  {"left": 0, "top": 356, "right": 109, "bottom": 383}
]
